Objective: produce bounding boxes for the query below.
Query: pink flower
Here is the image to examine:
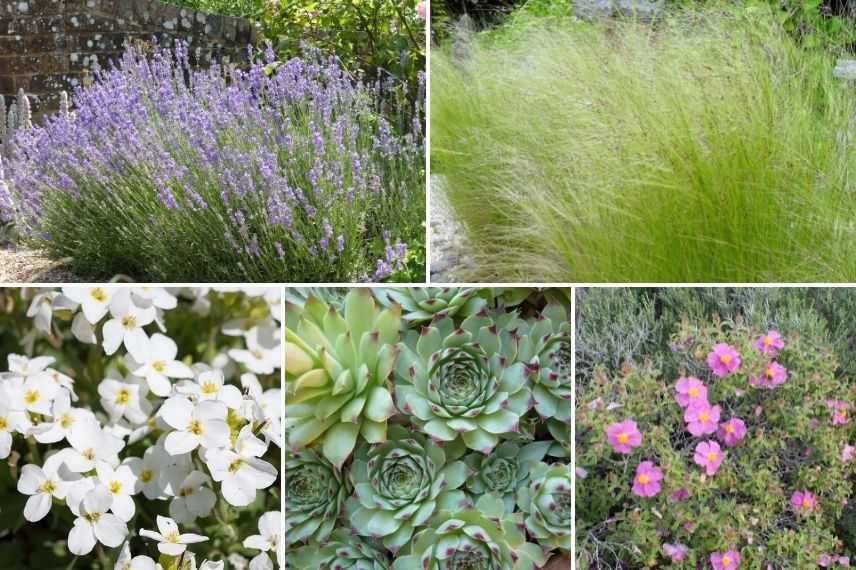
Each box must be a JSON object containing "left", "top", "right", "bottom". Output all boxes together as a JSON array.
[
  {"left": 684, "top": 401, "right": 721, "bottom": 436},
  {"left": 717, "top": 417, "right": 747, "bottom": 447},
  {"left": 749, "top": 362, "right": 787, "bottom": 389},
  {"left": 827, "top": 400, "right": 851, "bottom": 426},
  {"left": 632, "top": 461, "right": 663, "bottom": 497},
  {"left": 606, "top": 420, "right": 642, "bottom": 454},
  {"left": 675, "top": 376, "right": 708, "bottom": 408},
  {"left": 707, "top": 343, "right": 741, "bottom": 377},
  {"left": 710, "top": 549, "right": 741, "bottom": 570},
  {"left": 842, "top": 444, "right": 855, "bottom": 463},
  {"left": 663, "top": 543, "right": 688, "bottom": 562},
  {"left": 791, "top": 490, "right": 818, "bottom": 514},
  {"left": 694, "top": 440, "right": 724, "bottom": 475},
  {"left": 416, "top": 1, "right": 426, "bottom": 19},
  {"left": 819, "top": 555, "right": 834, "bottom": 567},
  {"left": 670, "top": 487, "right": 689, "bottom": 502},
  {"left": 754, "top": 330, "right": 784, "bottom": 356}
]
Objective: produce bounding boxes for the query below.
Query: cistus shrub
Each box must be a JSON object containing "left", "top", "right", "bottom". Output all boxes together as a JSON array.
[
  {"left": 431, "top": 8, "right": 856, "bottom": 282},
  {"left": 576, "top": 316, "right": 856, "bottom": 568},
  {"left": 284, "top": 287, "right": 572, "bottom": 569},
  {"left": 1, "top": 42, "right": 425, "bottom": 283}
]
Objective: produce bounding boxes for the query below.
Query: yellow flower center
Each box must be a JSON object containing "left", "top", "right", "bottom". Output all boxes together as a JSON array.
[
  {"left": 152, "top": 361, "right": 166, "bottom": 373},
  {"left": 165, "top": 531, "right": 180, "bottom": 543},
  {"left": 228, "top": 458, "right": 244, "bottom": 473},
  {"left": 60, "top": 414, "right": 73, "bottom": 429},
  {"left": 688, "top": 387, "right": 699, "bottom": 397},
  {"left": 706, "top": 452, "right": 718, "bottom": 461},
  {"left": 763, "top": 336, "right": 773, "bottom": 347},
  {"left": 109, "top": 480, "right": 122, "bottom": 494},
  {"left": 251, "top": 349, "right": 264, "bottom": 360},
  {"left": 121, "top": 315, "right": 137, "bottom": 329},
  {"left": 91, "top": 288, "right": 107, "bottom": 302},
  {"left": 84, "top": 512, "right": 101, "bottom": 523},
  {"left": 720, "top": 354, "right": 732, "bottom": 364},
  {"left": 188, "top": 419, "right": 203, "bottom": 436},
  {"left": 766, "top": 367, "right": 775, "bottom": 379},
  {"left": 722, "top": 556, "right": 732, "bottom": 566},
  {"left": 179, "top": 486, "right": 194, "bottom": 497},
  {"left": 699, "top": 412, "right": 710, "bottom": 422},
  {"left": 201, "top": 381, "right": 218, "bottom": 395},
  {"left": 24, "top": 390, "right": 39, "bottom": 405},
  {"left": 726, "top": 424, "right": 735, "bottom": 433},
  {"left": 141, "top": 469, "right": 153, "bottom": 483},
  {"left": 802, "top": 497, "right": 813, "bottom": 507},
  {"left": 83, "top": 448, "right": 95, "bottom": 461},
  {"left": 115, "top": 389, "right": 130, "bottom": 405},
  {"left": 638, "top": 474, "right": 650, "bottom": 484},
  {"left": 0, "top": 418, "right": 7, "bottom": 431},
  {"left": 39, "top": 480, "right": 56, "bottom": 494},
  {"left": 617, "top": 433, "right": 629, "bottom": 444}
]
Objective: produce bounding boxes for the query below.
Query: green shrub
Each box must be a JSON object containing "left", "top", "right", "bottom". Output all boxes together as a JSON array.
[
  {"left": 576, "top": 317, "right": 856, "bottom": 568},
  {"left": 431, "top": 7, "right": 856, "bottom": 281}
]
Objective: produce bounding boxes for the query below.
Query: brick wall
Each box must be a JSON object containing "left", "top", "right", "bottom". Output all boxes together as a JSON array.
[{"left": 0, "top": 0, "right": 256, "bottom": 116}]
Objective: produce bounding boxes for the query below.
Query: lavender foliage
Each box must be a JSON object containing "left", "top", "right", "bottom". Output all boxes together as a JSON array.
[{"left": 0, "top": 42, "right": 425, "bottom": 282}]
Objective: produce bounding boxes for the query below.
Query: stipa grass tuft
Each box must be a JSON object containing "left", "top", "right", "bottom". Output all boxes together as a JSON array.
[
  {"left": 2, "top": 43, "right": 424, "bottom": 282},
  {"left": 431, "top": 9, "right": 856, "bottom": 282}
]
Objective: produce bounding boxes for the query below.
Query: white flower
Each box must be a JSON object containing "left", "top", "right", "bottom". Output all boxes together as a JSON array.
[
  {"left": 17, "top": 452, "right": 78, "bottom": 522},
  {"left": 131, "top": 443, "right": 190, "bottom": 500},
  {"left": 96, "top": 462, "right": 139, "bottom": 521},
  {"left": 0, "top": 397, "right": 31, "bottom": 457},
  {"left": 26, "top": 289, "right": 59, "bottom": 333},
  {"left": 206, "top": 426, "right": 276, "bottom": 507},
  {"left": 140, "top": 515, "right": 208, "bottom": 556},
  {"left": 98, "top": 378, "right": 149, "bottom": 424},
  {"left": 169, "top": 470, "right": 216, "bottom": 523},
  {"left": 244, "top": 511, "right": 282, "bottom": 570},
  {"left": 31, "top": 391, "right": 93, "bottom": 444},
  {"left": 132, "top": 287, "right": 178, "bottom": 311},
  {"left": 115, "top": 542, "right": 158, "bottom": 570},
  {"left": 228, "top": 324, "right": 281, "bottom": 375},
  {"left": 62, "top": 286, "right": 114, "bottom": 324},
  {"left": 68, "top": 484, "right": 129, "bottom": 555},
  {"left": 16, "top": 372, "right": 60, "bottom": 415},
  {"left": 177, "top": 368, "right": 243, "bottom": 409},
  {"left": 102, "top": 289, "right": 155, "bottom": 358},
  {"left": 65, "top": 419, "right": 125, "bottom": 472},
  {"left": 129, "top": 333, "right": 193, "bottom": 397},
  {"left": 161, "top": 397, "right": 230, "bottom": 455},
  {"left": 72, "top": 312, "right": 98, "bottom": 344},
  {"left": 6, "top": 354, "right": 55, "bottom": 379}
]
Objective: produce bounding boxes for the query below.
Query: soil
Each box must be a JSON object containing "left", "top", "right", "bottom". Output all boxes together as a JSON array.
[{"left": 0, "top": 246, "right": 82, "bottom": 283}]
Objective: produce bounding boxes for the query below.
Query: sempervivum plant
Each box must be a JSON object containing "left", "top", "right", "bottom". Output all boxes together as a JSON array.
[
  {"left": 463, "top": 440, "right": 550, "bottom": 512},
  {"left": 284, "top": 449, "right": 352, "bottom": 545},
  {"left": 395, "top": 310, "right": 531, "bottom": 454},
  {"left": 374, "top": 288, "right": 487, "bottom": 324},
  {"left": 290, "top": 529, "right": 391, "bottom": 569},
  {"left": 347, "top": 425, "right": 469, "bottom": 551},
  {"left": 518, "top": 303, "right": 573, "bottom": 423},
  {"left": 285, "top": 288, "right": 401, "bottom": 468},
  {"left": 391, "top": 495, "right": 548, "bottom": 570},
  {"left": 516, "top": 462, "right": 572, "bottom": 552}
]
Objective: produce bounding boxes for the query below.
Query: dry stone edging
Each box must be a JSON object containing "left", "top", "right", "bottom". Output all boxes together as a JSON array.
[{"left": 430, "top": 174, "right": 477, "bottom": 283}]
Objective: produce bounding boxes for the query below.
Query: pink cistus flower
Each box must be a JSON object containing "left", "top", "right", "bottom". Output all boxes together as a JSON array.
[
  {"left": 749, "top": 361, "right": 788, "bottom": 389},
  {"left": 827, "top": 400, "right": 851, "bottom": 426},
  {"left": 416, "top": 1, "right": 426, "bottom": 19},
  {"left": 675, "top": 376, "right": 708, "bottom": 408},
  {"left": 711, "top": 549, "right": 741, "bottom": 570},
  {"left": 670, "top": 487, "right": 689, "bottom": 502},
  {"left": 605, "top": 419, "right": 642, "bottom": 454},
  {"left": 754, "top": 330, "right": 784, "bottom": 356},
  {"left": 842, "top": 444, "right": 855, "bottom": 463},
  {"left": 632, "top": 461, "right": 663, "bottom": 498},
  {"left": 791, "top": 490, "right": 818, "bottom": 514},
  {"left": 663, "top": 543, "right": 688, "bottom": 562},
  {"left": 707, "top": 343, "right": 741, "bottom": 377},
  {"left": 717, "top": 417, "right": 747, "bottom": 447},
  {"left": 684, "top": 401, "right": 721, "bottom": 437},
  {"left": 694, "top": 440, "right": 724, "bottom": 476}
]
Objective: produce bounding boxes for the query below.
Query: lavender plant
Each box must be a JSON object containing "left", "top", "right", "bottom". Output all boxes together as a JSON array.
[{"left": 1, "top": 42, "right": 425, "bottom": 282}]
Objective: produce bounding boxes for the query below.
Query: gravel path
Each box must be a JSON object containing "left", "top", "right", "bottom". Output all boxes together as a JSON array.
[
  {"left": 429, "top": 175, "right": 478, "bottom": 282},
  {"left": 0, "top": 247, "right": 82, "bottom": 283}
]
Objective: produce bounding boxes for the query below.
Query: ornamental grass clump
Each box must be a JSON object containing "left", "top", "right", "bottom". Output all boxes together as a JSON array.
[
  {"left": 576, "top": 317, "right": 856, "bottom": 568},
  {"left": 432, "top": 8, "right": 856, "bottom": 281},
  {"left": 2, "top": 42, "right": 424, "bottom": 282}
]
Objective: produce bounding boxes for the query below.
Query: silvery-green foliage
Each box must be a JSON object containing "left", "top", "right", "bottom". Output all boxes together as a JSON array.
[
  {"left": 374, "top": 287, "right": 487, "bottom": 324},
  {"left": 463, "top": 440, "right": 550, "bottom": 512},
  {"left": 516, "top": 462, "right": 573, "bottom": 552},
  {"left": 284, "top": 449, "right": 352, "bottom": 546},
  {"left": 291, "top": 529, "right": 391, "bottom": 569}
]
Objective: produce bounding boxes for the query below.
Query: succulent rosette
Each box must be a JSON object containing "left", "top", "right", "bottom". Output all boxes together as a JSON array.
[
  {"left": 463, "top": 440, "right": 550, "bottom": 512},
  {"left": 285, "top": 289, "right": 401, "bottom": 467},
  {"left": 516, "top": 462, "right": 572, "bottom": 552},
  {"left": 391, "top": 495, "right": 548, "bottom": 570},
  {"left": 291, "top": 529, "right": 391, "bottom": 569},
  {"left": 394, "top": 310, "right": 532, "bottom": 454},
  {"left": 517, "top": 304, "right": 572, "bottom": 423},
  {"left": 284, "top": 449, "right": 353, "bottom": 545},
  {"left": 375, "top": 287, "right": 487, "bottom": 324},
  {"left": 347, "top": 424, "right": 469, "bottom": 551}
]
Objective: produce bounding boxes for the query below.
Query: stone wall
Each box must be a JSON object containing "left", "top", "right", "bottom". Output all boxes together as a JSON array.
[{"left": 0, "top": 0, "right": 256, "bottom": 116}]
